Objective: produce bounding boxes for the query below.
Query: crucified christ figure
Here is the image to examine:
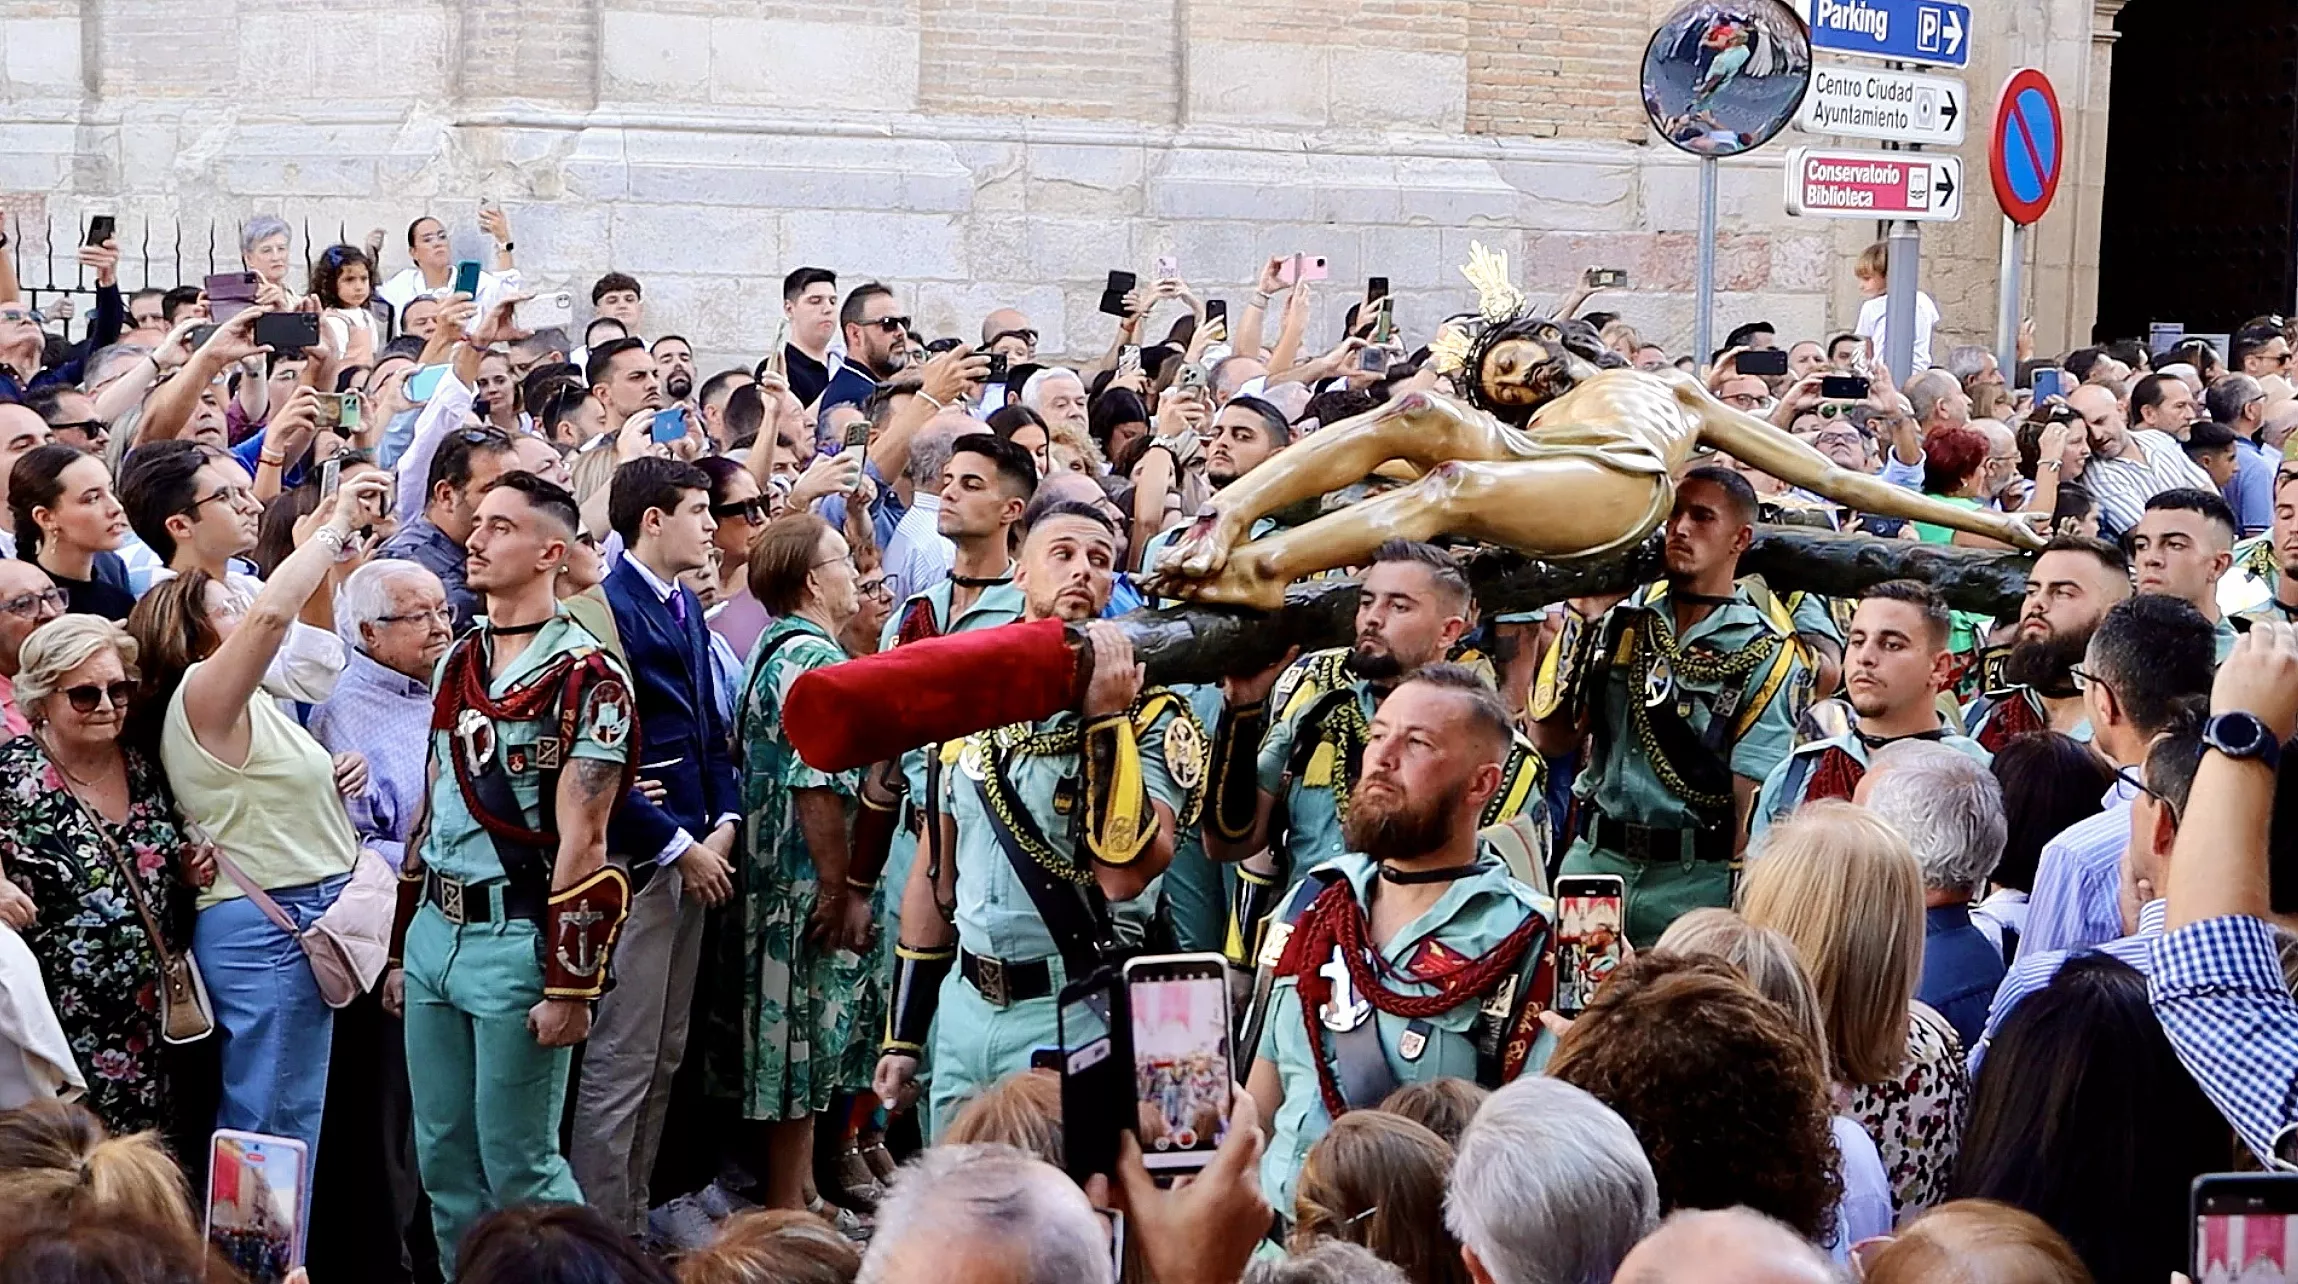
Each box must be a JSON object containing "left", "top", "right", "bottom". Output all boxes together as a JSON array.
[{"left": 1144, "top": 317, "right": 2045, "bottom": 611}]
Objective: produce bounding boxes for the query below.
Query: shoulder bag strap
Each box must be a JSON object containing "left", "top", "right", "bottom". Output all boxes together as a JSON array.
[
  {"left": 38, "top": 742, "right": 183, "bottom": 971},
  {"left": 204, "top": 841, "right": 300, "bottom": 937}
]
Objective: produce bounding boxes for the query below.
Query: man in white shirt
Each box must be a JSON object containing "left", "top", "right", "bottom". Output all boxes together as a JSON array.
[{"left": 2070, "top": 383, "right": 2218, "bottom": 536}]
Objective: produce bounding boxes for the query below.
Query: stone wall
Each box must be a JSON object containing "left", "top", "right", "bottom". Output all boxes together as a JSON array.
[{"left": 0, "top": 0, "right": 2113, "bottom": 375}]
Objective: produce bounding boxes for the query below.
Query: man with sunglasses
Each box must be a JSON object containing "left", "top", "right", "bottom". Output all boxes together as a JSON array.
[
  {"left": 0, "top": 561, "right": 63, "bottom": 736},
  {"left": 1968, "top": 720, "right": 2203, "bottom": 1073},
  {"left": 20, "top": 384, "right": 108, "bottom": 454},
  {"left": 2022, "top": 594, "right": 2215, "bottom": 960},
  {"left": 821, "top": 282, "right": 910, "bottom": 415}
]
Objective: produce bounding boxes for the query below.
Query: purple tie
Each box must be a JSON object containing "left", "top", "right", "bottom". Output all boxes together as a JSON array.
[{"left": 669, "top": 590, "right": 688, "bottom": 624}]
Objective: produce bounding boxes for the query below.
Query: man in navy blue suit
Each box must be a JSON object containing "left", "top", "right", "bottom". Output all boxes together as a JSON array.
[{"left": 569, "top": 456, "right": 741, "bottom": 1233}]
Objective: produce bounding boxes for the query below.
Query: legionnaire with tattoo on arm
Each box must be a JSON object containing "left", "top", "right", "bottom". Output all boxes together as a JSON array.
[
  {"left": 1203, "top": 540, "right": 1548, "bottom": 967},
  {"left": 869, "top": 500, "right": 1207, "bottom": 1133},
  {"left": 381, "top": 471, "right": 637, "bottom": 1265},
  {"left": 1530, "top": 467, "right": 1805, "bottom": 946}
]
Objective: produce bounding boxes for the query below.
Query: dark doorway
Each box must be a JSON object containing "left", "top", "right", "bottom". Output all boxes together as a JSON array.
[{"left": 2095, "top": 0, "right": 2298, "bottom": 341}]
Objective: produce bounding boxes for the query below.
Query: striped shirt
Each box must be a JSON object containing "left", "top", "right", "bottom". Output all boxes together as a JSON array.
[
  {"left": 2151, "top": 913, "right": 2298, "bottom": 1164},
  {"left": 2019, "top": 777, "right": 2138, "bottom": 960},
  {"left": 2083, "top": 428, "right": 2217, "bottom": 536},
  {"left": 1969, "top": 896, "right": 2168, "bottom": 1076}
]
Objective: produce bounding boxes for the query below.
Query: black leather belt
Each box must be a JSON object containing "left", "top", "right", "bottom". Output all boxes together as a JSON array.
[
  {"left": 1586, "top": 812, "right": 1734, "bottom": 864},
  {"left": 960, "top": 949, "right": 1053, "bottom": 1008},
  {"left": 424, "top": 870, "right": 546, "bottom": 926}
]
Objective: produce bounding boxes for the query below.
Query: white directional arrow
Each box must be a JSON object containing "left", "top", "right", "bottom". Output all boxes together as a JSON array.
[{"left": 1940, "top": 8, "right": 1964, "bottom": 55}]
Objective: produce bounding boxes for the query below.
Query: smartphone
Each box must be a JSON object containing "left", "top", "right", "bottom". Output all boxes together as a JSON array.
[
  {"left": 1174, "top": 362, "right": 1209, "bottom": 394},
  {"left": 404, "top": 364, "right": 448, "bottom": 404},
  {"left": 1370, "top": 297, "right": 1395, "bottom": 346},
  {"left": 319, "top": 457, "right": 342, "bottom": 497},
  {"left": 205, "top": 1129, "right": 308, "bottom": 1284},
  {"left": 1057, "top": 965, "right": 1134, "bottom": 1185},
  {"left": 515, "top": 291, "right": 573, "bottom": 332},
  {"left": 452, "top": 259, "right": 483, "bottom": 297},
  {"left": 1117, "top": 346, "right": 1142, "bottom": 377},
  {"left": 2033, "top": 368, "right": 2068, "bottom": 401},
  {"left": 1125, "top": 952, "right": 1233, "bottom": 1174},
  {"left": 84, "top": 215, "right": 115, "bottom": 247},
  {"left": 188, "top": 323, "right": 221, "bottom": 352},
  {"left": 205, "top": 272, "right": 259, "bottom": 322},
  {"left": 651, "top": 407, "right": 689, "bottom": 444},
  {"left": 253, "top": 311, "right": 320, "bottom": 352},
  {"left": 1099, "top": 1209, "right": 1127, "bottom": 1280},
  {"left": 1553, "top": 874, "right": 1627, "bottom": 1017},
  {"left": 1205, "top": 299, "right": 1227, "bottom": 326},
  {"left": 1155, "top": 255, "right": 1178, "bottom": 279},
  {"left": 1736, "top": 348, "right": 1790, "bottom": 377},
  {"left": 1366, "top": 276, "right": 1390, "bottom": 306},
  {"left": 1100, "top": 269, "right": 1140, "bottom": 318},
  {"left": 1820, "top": 374, "right": 1870, "bottom": 400},
  {"left": 311, "top": 391, "right": 351, "bottom": 431},
  {"left": 1358, "top": 345, "right": 1390, "bottom": 373},
  {"left": 984, "top": 352, "right": 1010, "bottom": 382},
  {"left": 842, "top": 415, "right": 871, "bottom": 451},
  {"left": 2195, "top": 1174, "right": 2298, "bottom": 1282},
  {"left": 1585, "top": 267, "right": 1628, "bottom": 289},
  {"left": 1297, "top": 254, "right": 1330, "bottom": 282}
]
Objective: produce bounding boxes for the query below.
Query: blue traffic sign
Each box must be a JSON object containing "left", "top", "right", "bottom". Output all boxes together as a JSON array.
[{"left": 1805, "top": 0, "right": 1971, "bottom": 69}]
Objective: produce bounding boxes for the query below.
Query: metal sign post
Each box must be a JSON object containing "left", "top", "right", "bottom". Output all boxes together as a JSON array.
[
  {"left": 1696, "top": 157, "right": 1719, "bottom": 362},
  {"left": 1995, "top": 220, "right": 2025, "bottom": 386},
  {"left": 1884, "top": 220, "right": 1920, "bottom": 381}
]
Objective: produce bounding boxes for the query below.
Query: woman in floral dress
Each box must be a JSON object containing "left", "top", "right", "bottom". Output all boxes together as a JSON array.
[{"left": 0, "top": 617, "right": 199, "bottom": 1135}]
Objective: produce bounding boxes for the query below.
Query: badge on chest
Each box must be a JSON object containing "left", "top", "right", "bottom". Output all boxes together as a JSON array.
[{"left": 1317, "top": 947, "right": 1371, "bottom": 1032}]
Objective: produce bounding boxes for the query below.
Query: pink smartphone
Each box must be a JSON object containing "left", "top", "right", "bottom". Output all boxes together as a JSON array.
[
  {"left": 1298, "top": 254, "right": 1330, "bottom": 282},
  {"left": 205, "top": 1130, "right": 308, "bottom": 1284}
]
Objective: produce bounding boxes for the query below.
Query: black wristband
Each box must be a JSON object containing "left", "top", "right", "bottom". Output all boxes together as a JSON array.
[
  {"left": 1209, "top": 699, "right": 1271, "bottom": 842},
  {"left": 884, "top": 944, "right": 955, "bottom": 1055}
]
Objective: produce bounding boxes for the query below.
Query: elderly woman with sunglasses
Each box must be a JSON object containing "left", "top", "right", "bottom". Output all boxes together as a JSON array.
[
  {"left": 698, "top": 455, "right": 772, "bottom": 657},
  {"left": 0, "top": 615, "right": 207, "bottom": 1135}
]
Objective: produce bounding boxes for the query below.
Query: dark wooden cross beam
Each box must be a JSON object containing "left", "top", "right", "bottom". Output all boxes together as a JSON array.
[{"left": 1115, "top": 528, "right": 2032, "bottom": 687}]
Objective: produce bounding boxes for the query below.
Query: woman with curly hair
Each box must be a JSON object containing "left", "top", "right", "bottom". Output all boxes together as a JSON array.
[
  {"left": 1548, "top": 951, "right": 1844, "bottom": 1244},
  {"left": 1291, "top": 1111, "right": 1467, "bottom": 1284},
  {"left": 1739, "top": 801, "right": 1967, "bottom": 1220}
]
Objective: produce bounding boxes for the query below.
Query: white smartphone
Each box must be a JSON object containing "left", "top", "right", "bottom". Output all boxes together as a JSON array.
[
  {"left": 205, "top": 1129, "right": 309, "bottom": 1284},
  {"left": 1125, "top": 951, "right": 1234, "bottom": 1173},
  {"left": 515, "top": 290, "right": 574, "bottom": 333}
]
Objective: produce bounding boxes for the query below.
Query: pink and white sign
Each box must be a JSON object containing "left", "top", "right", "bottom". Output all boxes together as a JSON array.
[{"left": 1784, "top": 147, "right": 1965, "bottom": 221}]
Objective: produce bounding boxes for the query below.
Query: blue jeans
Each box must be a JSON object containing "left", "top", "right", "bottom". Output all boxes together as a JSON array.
[{"left": 194, "top": 874, "right": 348, "bottom": 1161}]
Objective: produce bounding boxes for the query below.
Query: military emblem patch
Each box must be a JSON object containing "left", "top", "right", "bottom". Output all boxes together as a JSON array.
[
  {"left": 584, "top": 679, "right": 633, "bottom": 750},
  {"left": 1163, "top": 715, "right": 1205, "bottom": 791},
  {"left": 455, "top": 707, "right": 497, "bottom": 776}
]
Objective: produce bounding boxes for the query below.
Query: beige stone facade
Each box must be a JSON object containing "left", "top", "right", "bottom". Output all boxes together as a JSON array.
[{"left": 0, "top": 0, "right": 2118, "bottom": 372}]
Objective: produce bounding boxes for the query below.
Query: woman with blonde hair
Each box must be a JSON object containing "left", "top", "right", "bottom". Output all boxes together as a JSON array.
[
  {"left": 1859, "top": 1200, "right": 2094, "bottom": 1284},
  {"left": 940, "top": 1069, "right": 1064, "bottom": 1167},
  {"left": 0, "top": 1100, "right": 197, "bottom": 1245},
  {"left": 1656, "top": 907, "right": 1896, "bottom": 1259},
  {"left": 1739, "top": 800, "right": 1967, "bottom": 1220},
  {"left": 1291, "top": 1111, "right": 1467, "bottom": 1284},
  {"left": 677, "top": 1209, "right": 859, "bottom": 1284}
]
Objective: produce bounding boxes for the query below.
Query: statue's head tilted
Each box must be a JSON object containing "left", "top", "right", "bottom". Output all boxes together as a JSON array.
[{"left": 1464, "top": 316, "right": 1606, "bottom": 425}]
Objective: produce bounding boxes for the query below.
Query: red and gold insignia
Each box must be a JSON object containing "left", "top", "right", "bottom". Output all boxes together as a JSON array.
[
  {"left": 1406, "top": 938, "right": 1470, "bottom": 983},
  {"left": 507, "top": 746, "right": 530, "bottom": 774}
]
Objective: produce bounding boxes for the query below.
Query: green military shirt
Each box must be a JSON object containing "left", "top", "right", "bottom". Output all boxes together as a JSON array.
[
  {"left": 2214, "top": 614, "right": 2239, "bottom": 664},
  {"left": 422, "top": 609, "right": 634, "bottom": 883},
  {"left": 940, "top": 690, "right": 1207, "bottom": 965},
  {"left": 1751, "top": 727, "right": 1993, "bottom": 836},
  {"left": 1253, "top": 852, "right": 1554, "bottom": 1210},
  {"left": 1574, "top": 582, "right": 1804, "bottom": 832}
]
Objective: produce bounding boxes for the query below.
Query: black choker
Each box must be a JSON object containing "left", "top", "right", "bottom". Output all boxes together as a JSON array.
[
  {"left": 950, "top": 572, "right": 1014, "bottom": 589},
  {"left": 488, "top": 619, "right": 548, "bottom": 637},
  {"left": 1378, "top": 860, "right": 1489, "bottom": 885},
  {"left": 1854, "top": 726, "right": 1947, "bottom": 750}
]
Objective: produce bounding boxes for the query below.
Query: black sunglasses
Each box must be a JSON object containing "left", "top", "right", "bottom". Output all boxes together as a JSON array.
[
  {"left": 710, "top": 498, "right": 766, "bottom": 524},
  {"left": 62, "top": 681, "right": 135, "bottom": 714},
  {"left": 857, "top": 316, "right": 912, "bottom": 334},
  {"left": 48, "top": 418, "right": 106, "bottom": 438}
]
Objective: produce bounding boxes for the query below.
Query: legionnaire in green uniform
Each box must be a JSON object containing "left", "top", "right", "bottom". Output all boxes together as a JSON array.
[
  {"left": 1243, "top": 667, "right": 1555, "bottom": 1210},
  {"left": 383, "top": 473, "right": 636, "bottom": 1267},
  {"left": 1205, "top": 541, "right": 1548, "bottom": 967},
  {"left": 2129, "top": 489, "right": 2242, "bottom": 663},
  {"left": 1754, "top": 581, "right": 1992, "bottom": 835},
  {"left": 1532, "top": 468, "right": 1803, "bottom": 946},
  {"left": 2236, "top": 469, "right": 2298, "bottom": 631},
  {"left": 871, "top": 501, "right": 1208, "bottom": 1134},
  {"left": 1961, "top": 537, "right": 2127, "bottom": 752},
  {"left": 722, "top": 513, "right": 892, "bottom": 1210},
  {"left": 1137, "top": 396, "right": 1293, "bottom": 953}
]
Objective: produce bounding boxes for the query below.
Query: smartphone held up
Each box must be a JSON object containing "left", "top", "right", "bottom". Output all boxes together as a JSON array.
[{"left": 205, "top": 1129, "right": 308, "bottom": 1284}]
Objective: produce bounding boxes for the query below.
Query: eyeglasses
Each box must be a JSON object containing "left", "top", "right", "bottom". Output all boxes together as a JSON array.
[
  {"left": 188, "top": 485, "right": 256, "bottom": 513},
  {"left": 377, "top": 607, "right": 454, "bottom": 627},
  {"left": 47, "top": 419, "right": 106, "bottom": 439},
  {"left": 858, "top": 577, "right": 893, "bottom": 600},
  {"left": 2067, "top": 664, "right": 2117, "bottom": 702},
  {"left": 812, "top": 552, "right": 858, "bottom": 571},
  {"left": 1816, "top": 401, "right": 1859, "bottom": 419},
  {"left": 2114, "top": 762, "right": 2181, "bottom": 825},
  {"left": 711, "top": 498, "right": 766, "bottom": 524},
  {"left": 0, "top": 588, "right": 67, "bottom": 620},
  {"left": 857, "top": 316, "right": 912, "bottom": 335},
  {"left": 61, "top": 681, "right": 135, "bottom": 714},
  {"left": 0, "top": 308, "right": 41, "bottom": 327},
  {"left": 1812, "top": 429, "right": 1865, "bottom": 447}
]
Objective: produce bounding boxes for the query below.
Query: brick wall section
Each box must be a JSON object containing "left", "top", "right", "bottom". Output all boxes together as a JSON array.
[
  {"left": 455, "top": 0, "right": 598, "bottom": 105},
  {"left": 1198, "top": 0, "right": 1467, "bottom": 55},
  {"left": 919, "top": 0, "right": 1179, "bottom": 121},
  {"left": 1466, "top": 0, "right": 1657, "bottom": 141}
]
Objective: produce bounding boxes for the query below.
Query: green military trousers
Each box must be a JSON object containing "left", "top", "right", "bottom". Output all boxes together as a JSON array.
[{"left": 1557, "top": 837, "right": 1735, "bottom": 949}]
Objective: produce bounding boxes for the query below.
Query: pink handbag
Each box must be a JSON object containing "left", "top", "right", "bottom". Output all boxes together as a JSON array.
[{"left": 210, "top": 844, "right": 396, "bottom": 1008}]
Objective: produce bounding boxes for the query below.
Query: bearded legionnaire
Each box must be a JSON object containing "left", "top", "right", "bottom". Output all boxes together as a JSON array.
[
  {"left": 382, "top": 473, "right": 635, "bottom": 1264},
  {"left": 869, "top": 503, "right": 1208, "bottom": 1133},
  {"left": 1143, "top": 242, "right": 2041, "bottom": 613},
  {"left": 1963, "top": 537, "right": 2129, "bottom": 752},
  {"left": 1203, "top": 540, "right": 1547, "bottom": 968},
  {"left": 1754, "top": 581, "right": 1991, "bottom": 834},
  {"left": 1243, "top": 666, "right": 1555, "bottom": 1210}
]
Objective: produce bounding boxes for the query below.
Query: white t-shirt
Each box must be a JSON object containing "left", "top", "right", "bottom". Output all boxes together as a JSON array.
[
  {"left": 376, "top": 264, "right": 505, "bottom": 316},
  {"left": 1855, "top": 290, "right": 1940, "bottom": 378}
]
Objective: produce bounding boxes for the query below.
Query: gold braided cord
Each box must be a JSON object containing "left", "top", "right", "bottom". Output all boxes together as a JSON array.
[
  {"left": 1622, "top": 608, "right": 1773, "bottom": 812},
  {"left": 971, "top": 689, "right": 1205, "bottom": 884}
]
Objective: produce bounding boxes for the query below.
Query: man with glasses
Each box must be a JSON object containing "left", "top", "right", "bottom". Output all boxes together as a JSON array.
[
  {"left": 2234, "top": 324, "right": 2292, "bottom": 380},
  {"left": 822, "top": 282, "right": 910, "bottom": 415},
  {"left": 119, "top": 439, "right": 348, "bottom": 700},
  {"left": 1970, "top": 720, "right": 2202, "bottom": 1072},
  {"left": 0, "top": 561, "right": 63, "bottom": 735},
  {"left": 2023, "top": 594, "right": 2215, "bottom": 959},
  {"left": 1711, "top": 372, "right": 1768, "bottom": 414},
  {"left": 2207, "top": 374, "right": 2275, "bottom": 536},
  {"left": 2067, "top": 382, "right": 2216, "bottom": 537},
  {"left": 20, "top": 384, "right": 108, "bottom": 454}
]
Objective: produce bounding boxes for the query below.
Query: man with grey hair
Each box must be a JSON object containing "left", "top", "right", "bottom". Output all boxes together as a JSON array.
[
  {"left": 1211, "top": 352, "right": 1269, "bottom": 404},
  {"left": 1020, "top": 366, "right": 1089, "bottom": 436},
  {"left": 1906, "top": 367, "right": 1972, "bottom": 435},
  {"left": 1444, "top": 1076, "right": 1658, "bottom": 1284},
  {"left": 1612, "top": 1208, "right": 1834, "bottom": 1284},
  {"left": 2209, "top": 372, "right": 2275, "bottom": 535},
  {"left": 859, "top": 1144, "right": 1114, "bottom": 1284},
  {"left": 881, "top": 414, "right": 971, "bottom": 603},
  {"left": 1858, "top": 738, "right": 2008, "bottom": 1049}
]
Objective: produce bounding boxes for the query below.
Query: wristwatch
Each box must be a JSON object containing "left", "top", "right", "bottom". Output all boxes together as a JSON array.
[{"left": 2204, "top": 711, "right": 2284, "bottom": 772}]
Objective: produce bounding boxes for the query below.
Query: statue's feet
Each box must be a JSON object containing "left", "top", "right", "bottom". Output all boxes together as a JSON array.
[
  {"left": 1144, "top": 540, "right": 1289, "bottom": 612},
  {"left": 2003, "top": 511, "right": 2051, "bottom": 551},
  {"left": 1163, "top": 505, "right": 1249, "bottom": 580}
]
